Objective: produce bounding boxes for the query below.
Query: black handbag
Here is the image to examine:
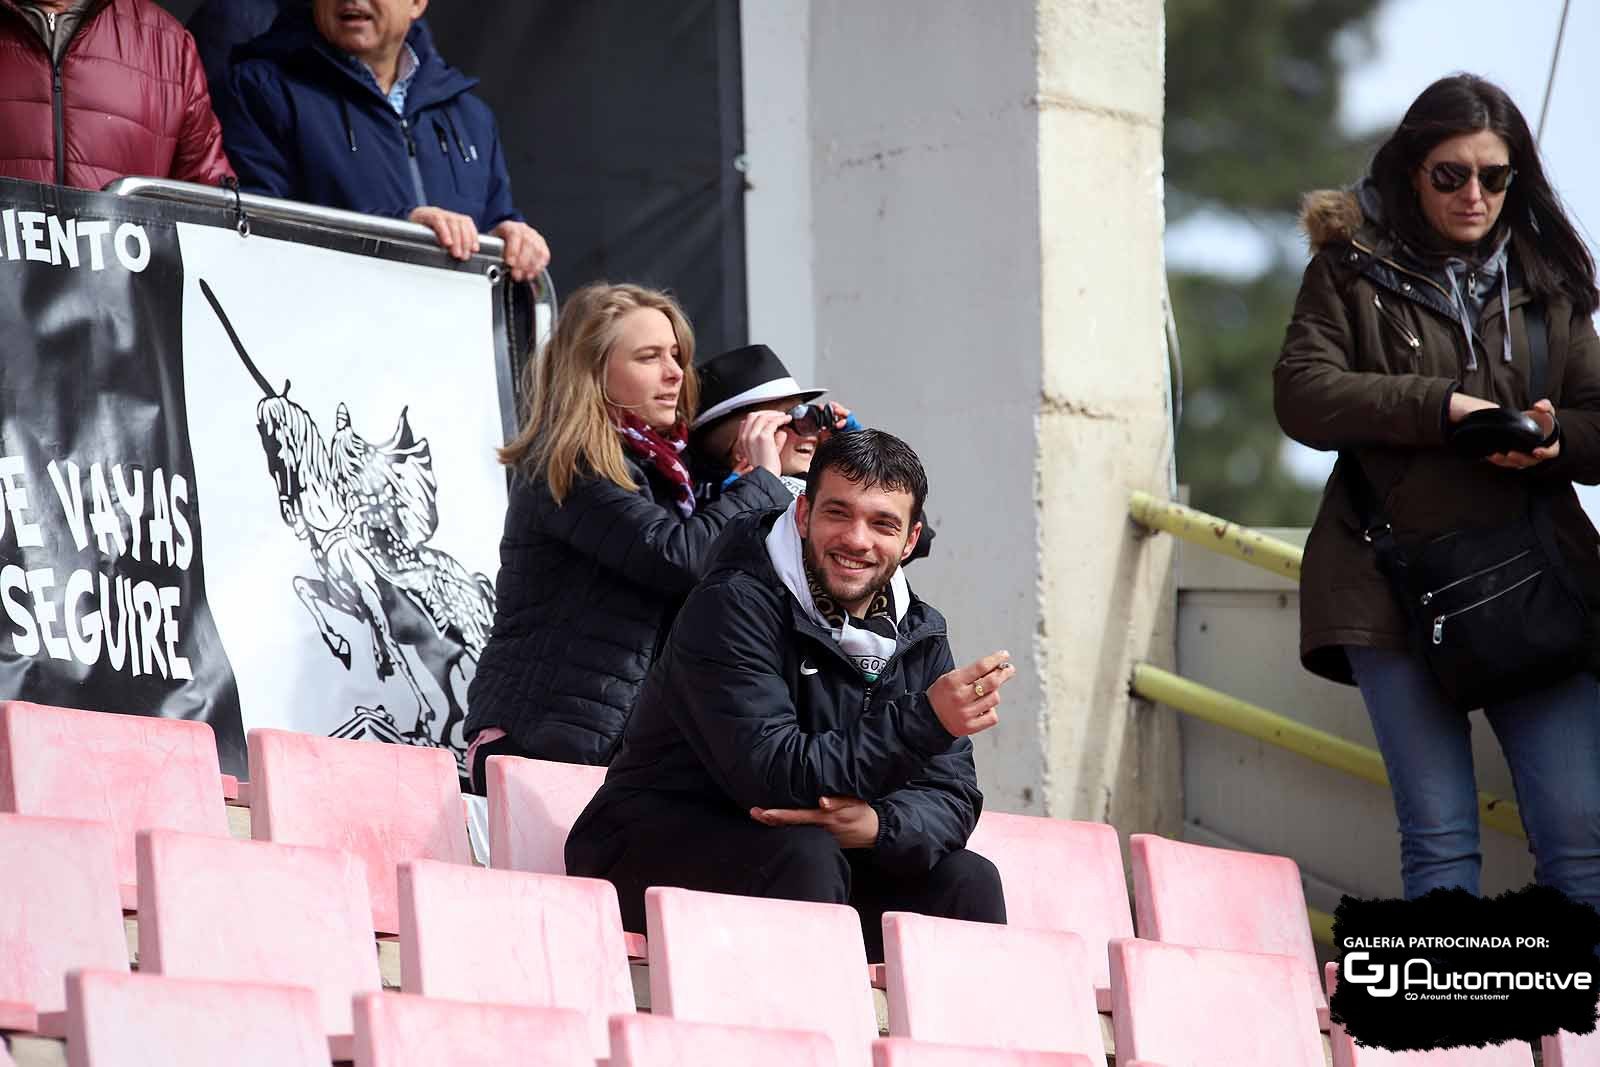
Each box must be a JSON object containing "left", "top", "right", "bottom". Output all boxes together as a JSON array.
[{"left": 1342, "top": 302, "right": 1592, "bottom": 710}]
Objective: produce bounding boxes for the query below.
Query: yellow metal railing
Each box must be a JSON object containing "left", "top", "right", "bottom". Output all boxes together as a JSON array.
[
  {"left": 1129, "top": 489, "right": 1302, "bottom": 581},
  {"left": 1130, "top": 665, "right": 1525, "bottom": 840}
]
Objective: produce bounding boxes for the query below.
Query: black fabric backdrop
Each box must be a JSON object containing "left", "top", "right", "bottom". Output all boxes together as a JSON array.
[
  {"left": 0, "top": 180, "right": 246, "bottom": 772},
  {"left": 161, "top": 0, "right": 749, "bottom": 358}
]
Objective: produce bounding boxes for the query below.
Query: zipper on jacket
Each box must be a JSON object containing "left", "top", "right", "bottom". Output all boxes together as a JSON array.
[
  {"left": 1419, "top": 548, "right": 1534, "bottom": 606},
  {"left": 398, "top": 117, "right": 428, "bottom": 206},
  {"left": 855, "top": 629, "right": 949, "bottom": 711},
  {"left": 46, "top": 10, "right": 55, "bottom": 31},
  {"left": 1373, "top": 294, "right": 1421, "bottom": 351},
  {"left": 51, "top": 65, "right": 64, "bottom": 185},
  {"left": 1431, "top": 569, "right": 1541, "bottom": 645}
]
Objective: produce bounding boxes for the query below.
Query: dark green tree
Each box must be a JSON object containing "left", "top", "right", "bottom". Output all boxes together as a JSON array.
[{"left": 1167, "top": 0, "right": 1386, "bottom": 526}]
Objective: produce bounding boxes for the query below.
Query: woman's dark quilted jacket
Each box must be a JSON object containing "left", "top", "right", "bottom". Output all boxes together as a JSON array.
[{"left": 464, "top": 456, "right": 790, "bottom": 764}]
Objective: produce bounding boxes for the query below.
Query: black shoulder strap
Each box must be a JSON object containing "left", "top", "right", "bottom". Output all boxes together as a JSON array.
[{"left": 1526, "top": 300, "right": 1550, "bottom": 403}]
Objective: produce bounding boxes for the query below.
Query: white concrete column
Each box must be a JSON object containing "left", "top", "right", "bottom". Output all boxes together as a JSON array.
[
  {"left": 750, "top": 0, "right": 1176, "bottom": 827},
  {"left": 740, "top": 0, "right": 818, "bottom": 384}
]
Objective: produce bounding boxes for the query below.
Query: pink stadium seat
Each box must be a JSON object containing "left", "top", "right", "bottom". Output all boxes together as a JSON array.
[
  {"left": 0, "top": 701, "right": 230, "bottom": 909},
  {"left": 396, "top": 859, "right": 634, "bottom": 1057},
  {"left": 486, "top": 754, "right": 606, "bottom": 875},
  {"left": 1544, "top": 1022, "right": 1600, "bottom": 1067},
  {"left": 1109, "top": 937, "right": 1324, "bottom": 1067},
  {"left": 611, "top": 1014, "right": 840, "bottom": 1067},
  {"left": 64, "top": 970, "right": 327, "bottom": 1067},
  {"left": 352, "top": 992, "right": 592, "bottom": 1067},
  {"left": 882, "top": 912, "right": 1102, "bottom": 1057},
  {"left": 135, "top": 829, "right": 380, "bottom": 1051},
  {"left": 872, "top": 1039, "right": 1097, "bottom": 1066},
  {"left": 646, "top": 886, "right": 878, "bottom": 1067},
  {"left": 247, "top": 727, "right": 473, "bottom": 935},
  {"left": 1324, "top": 963, "right": 1534, "bottom": 1066},
  {"left": 1130, "top": 833, "right": 1327, "bottom": 1027},
  {"left": 0, "top": 814, "right": 127, "bottom": 1037},
  {"left": 967, "top": 812, "right": 1132, "bottom": 1011}
]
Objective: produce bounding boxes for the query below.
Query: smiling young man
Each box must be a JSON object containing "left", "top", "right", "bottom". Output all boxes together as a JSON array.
[
  {"left": 218, "top": 0, "right": 549, "bottom": 281},
  {"left": 566, "top": 429, "right": 1013, "bottom": 960}
]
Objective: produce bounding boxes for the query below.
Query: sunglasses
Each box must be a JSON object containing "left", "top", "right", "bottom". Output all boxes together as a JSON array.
[
  {"left": 786, "top": 403, "right": 835, "bottom": 437},
  {"left": 1427, "top": 161, "right": 1515, "bottom": 195}
]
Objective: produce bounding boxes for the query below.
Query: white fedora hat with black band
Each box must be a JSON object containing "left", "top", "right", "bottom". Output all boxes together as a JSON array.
[{"left": 691, "top": 344, "right": 827, "bottom": 430}]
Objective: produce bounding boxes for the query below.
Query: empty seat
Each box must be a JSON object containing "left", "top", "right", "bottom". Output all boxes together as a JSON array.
[
  {"left": 397, "top": 859, "right": 633, "bottom": 1057},
  {"left": 882, "top": 912, "right": 1102, "bottom": 1058},
  {"left": 1109, "top": 937, "right": 1324, "bottom": 1067},
  {"left": 247, "top": 727, "right": 473, "bottom": 934},
  {"left": 873, "top": 1039, "right": 1097, "bottom": 1067},
  {"left": 486, "top": 755, "right": 606, "bottom": 875},
  {"left": 1544, "top": 1018, "right": 1600, "bottom": 1067},
  {"left": 646, "top": 886, "right": 878, "bottom": 1067},
  {"left": 966, "top": 812, "right": 1132, "bottom": 1011},
  {"left": 0, "top": 701, "right": 230, "bottom": 908},
  {"left": 353, "top": 992, "right": 592, "bottom": 1067},
  {"left": 136, "top": 829, "right": 380, "bottom": 1047},
  {"left": 1130, "top": 833, "right": 1327, "bottom": 1027},
  {"left": 64, "top": 970, "right": 326, "bottom": 1067},
  {"left": 1324, "top": 963, "right": 1533, "bottom": 1066},
  {"left": 0, "top": 814, "right": 127, "bottom": 1036},
  {"left": 611, "top": 1014, "right": 839, "bottom": 1067}
]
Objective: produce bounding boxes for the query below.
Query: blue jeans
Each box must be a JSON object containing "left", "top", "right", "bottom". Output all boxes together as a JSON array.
[{"left": 1347, "top": 646, "right": 1600, "bottom": 913}]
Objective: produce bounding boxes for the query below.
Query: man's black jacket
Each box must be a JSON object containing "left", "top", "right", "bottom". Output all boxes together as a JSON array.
[{"left": 576, "top": 508, "right": 982, "bottom": 874}]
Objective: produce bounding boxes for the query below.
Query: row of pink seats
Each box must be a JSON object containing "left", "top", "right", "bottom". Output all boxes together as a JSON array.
[
  {"left": 0, "top": 806, "right": 1280, "bottom": 1067},
  {"left": 0, "top": 698, "right": 1314, "bottom": 1024},
  {"left": 52, "top": 967, "right": 1106, "bottom": 1067},
  {"left": 0, "top": 702, "right": 471, "bottom": 935},
  {"left": 6, "top": 820, "right": 1582, "bottom": 1066},
  {"left": 6, "top": 703, "right": 1590, "bottom": 1063},
  {"left": 484, "top": 753, "right": 1314, "bottom": 1023}
]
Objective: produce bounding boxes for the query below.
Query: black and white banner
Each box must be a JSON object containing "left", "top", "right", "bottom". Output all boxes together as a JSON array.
[{"left": 0, "top": 180, "right": 513, "bottom": 776}]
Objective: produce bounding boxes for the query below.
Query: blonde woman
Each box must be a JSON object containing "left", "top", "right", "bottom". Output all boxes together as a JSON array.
[{"left": 464, "top": 283, "right": 792, "bottom": 780}]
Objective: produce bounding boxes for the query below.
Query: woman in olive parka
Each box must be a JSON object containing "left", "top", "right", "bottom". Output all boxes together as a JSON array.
[{"left": 1274, "top": 74, "right": 1600, "bottom": 911}]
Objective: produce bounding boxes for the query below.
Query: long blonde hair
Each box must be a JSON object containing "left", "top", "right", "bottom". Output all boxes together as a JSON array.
[{"left": 500, "top": 282, "right": 699, "bottom": 503}]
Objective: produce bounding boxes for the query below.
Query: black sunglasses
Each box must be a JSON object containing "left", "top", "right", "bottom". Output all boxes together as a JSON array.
[{"left": 1428, "top": 161, "right": 1515, "bottom": 195}]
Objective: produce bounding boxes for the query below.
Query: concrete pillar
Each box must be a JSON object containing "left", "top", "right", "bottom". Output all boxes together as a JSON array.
[{"left": 746, "top": 0, "right": 1177, "bottom": 829}]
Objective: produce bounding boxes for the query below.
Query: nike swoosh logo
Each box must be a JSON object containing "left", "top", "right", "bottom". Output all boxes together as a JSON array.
[{"left": 800, "top": 660, "right": 819, "bottom": 675}]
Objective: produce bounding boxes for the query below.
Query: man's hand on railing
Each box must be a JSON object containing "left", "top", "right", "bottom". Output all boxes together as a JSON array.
[
  {"left": 408, "top": 205, "right": 480, "bottom": 261},
  {"left": 491, "top": 220, "right": 551, "bottom": 282}
]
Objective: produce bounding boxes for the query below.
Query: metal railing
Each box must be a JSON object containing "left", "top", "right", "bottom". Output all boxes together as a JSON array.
[
  {"left": 1128, "top": 490, "right": 1302, "bottom": 581},
  {"left": 107, "top": 177, "right": 508, "bottom": 271},
  {"left": 105, "top": 177, "right": 558, "bottom": 314}
]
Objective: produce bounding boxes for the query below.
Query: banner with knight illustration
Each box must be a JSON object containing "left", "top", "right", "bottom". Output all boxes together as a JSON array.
[{"left": 0, "top": 179, "right": 515, "bottom": 777}]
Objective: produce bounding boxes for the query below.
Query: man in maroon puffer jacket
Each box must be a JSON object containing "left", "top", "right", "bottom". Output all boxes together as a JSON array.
[{"left": 0, "top": 0, "right": 233, "bottom": 190}]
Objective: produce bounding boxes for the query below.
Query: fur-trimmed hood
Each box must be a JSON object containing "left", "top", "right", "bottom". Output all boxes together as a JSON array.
[{"left": 1299, "top": 188, "right": 1368, "bottom": 251}]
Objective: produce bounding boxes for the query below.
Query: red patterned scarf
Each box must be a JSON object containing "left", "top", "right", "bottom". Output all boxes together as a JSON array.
[{"left": 613, "top": 411, "right": 695, "bottom": 517}]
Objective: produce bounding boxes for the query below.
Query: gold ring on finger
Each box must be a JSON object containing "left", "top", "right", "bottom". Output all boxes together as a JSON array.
[{"left": 975, "top": 681, "right": 986, "bottom": 697}]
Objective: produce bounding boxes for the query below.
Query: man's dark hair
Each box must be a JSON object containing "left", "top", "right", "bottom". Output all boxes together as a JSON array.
[{"left": 804, "top": 429, "right": 928, "bottom": 519}]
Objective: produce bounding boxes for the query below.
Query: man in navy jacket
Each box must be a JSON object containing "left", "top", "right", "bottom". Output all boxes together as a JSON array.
[{"left": 218, "top": 0, "right": 549, "bottom": 281}]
